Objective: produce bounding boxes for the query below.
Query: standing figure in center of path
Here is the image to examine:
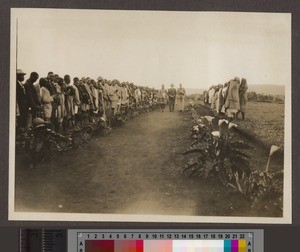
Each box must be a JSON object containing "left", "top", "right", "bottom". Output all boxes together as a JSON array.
[
  {"left": 167, "top": 83, "right": 177, "bottom": 112},
  {"left": 238, "top": 78, "right": 248, "bottom": 120},
  {"left": 157, "top": 84, "right": 167, "bottom": 112},
  {"left": 177, "top": 83, "right": 186, "bottom": 112}
]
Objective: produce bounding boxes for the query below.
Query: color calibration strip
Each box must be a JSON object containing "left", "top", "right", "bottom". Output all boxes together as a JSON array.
[
  {"left": 72, "top": 230, "right": 258, "bottom": 252},
  {"left": 84, "top": 239, "right": 247, "bottom": 252}
]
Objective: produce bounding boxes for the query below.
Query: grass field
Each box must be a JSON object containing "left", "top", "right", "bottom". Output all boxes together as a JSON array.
[{"left": 237, "top": 102, "right": 285, "bottom": 148}]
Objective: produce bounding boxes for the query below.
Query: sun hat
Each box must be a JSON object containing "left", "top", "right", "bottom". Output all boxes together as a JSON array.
[{"left": 17, "top": 69, "right": 26, "bottom": 75}]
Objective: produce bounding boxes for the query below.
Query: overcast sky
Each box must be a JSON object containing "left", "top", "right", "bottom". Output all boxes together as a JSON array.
[{"left": 12, "top": 9, "right": 291, "bottom": 89}]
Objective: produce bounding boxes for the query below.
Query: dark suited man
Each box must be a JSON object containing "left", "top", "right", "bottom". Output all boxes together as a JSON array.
[
  {"left": 167, "top": 83, "right": 177, "bottom": 112},
  {"left": 16, "top": 69, "right": 28, "bottom": 128},
  {"left": 24, "top": 72, "right": 41, "bottom": 120}
]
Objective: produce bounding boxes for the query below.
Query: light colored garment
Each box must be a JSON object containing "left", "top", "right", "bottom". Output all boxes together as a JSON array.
[
  {"left": 120, "top": 86, "right": 129, "bottom": 105},
  {"left": 211, "top": 89, "right": 218, "bottom": 110},
  {"left": 40, "top": 86, "right": 53, "bottom": 118},
  {"left": 214, "top": 91, "right": 219, "bottom": 113},
  {"left": 177, "top": 87, "right": 186, "bottom": 111},
  {"left": 92, "top": 87, "right": 99, "bottom": 113},
  {"left": 72, "top": 84, "right": 80, "bottom": 114},
  {"left": 108, "top": 85, "right": 119, "bottom": 109},
  {"left": 55, "top": 85, "right": 67, "bottom": 121},
  {"left": 208, "top": 88, "right": 215, "bottom": 104},
  {"left": 225, "top": 80, "right": 240, "bottom": 110},
  {"left": 226, "top": 108, "right": 239, "bottom": 118},
  {"left": 157, "top": 88, "right": 167, "bottom": 104},
  {"left": 134, "top": 88, "right": 142, "bottom": 104}
]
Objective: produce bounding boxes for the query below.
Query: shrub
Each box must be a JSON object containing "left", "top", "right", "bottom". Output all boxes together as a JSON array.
[
  {"left": 184, "top": 112, "right": 283, "bottom": 216},
  {"left": 183, "top": 118, "right": 251, "bottom": 186}
]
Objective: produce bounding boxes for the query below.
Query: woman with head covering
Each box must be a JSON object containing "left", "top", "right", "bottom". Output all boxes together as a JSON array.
[{"left": 238, "top": 78, "right": 248, "bottom": 120}]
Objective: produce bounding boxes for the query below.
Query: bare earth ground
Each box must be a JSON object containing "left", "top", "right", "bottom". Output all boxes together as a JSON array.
[{"left": 15, "top": 103, "right": 283, "bottom": 217}]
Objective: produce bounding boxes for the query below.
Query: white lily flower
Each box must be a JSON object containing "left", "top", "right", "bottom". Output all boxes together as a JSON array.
[
  {"left": 205, "top": 116, "right": 214, "bottom": 124},
  {"left": 218, "top": 119, "right": 229, "bottom": 126},
  {"left": 211, "top": 131, "right": 220, "bottom": 137},
  {"left": 269, "top": 145, "right": 281, "bottom": 156},
  {"left": 100, "top": 116, "right": 106, "bottom": 122},
  {"left": 193, "top": 125, "right": 199, "bottom": 131},
  {"left": 265, "top": 145, "right": 282, "bottom": 172},
  {"left": 228, "top": 122, "right": 238, "bottom": 129},
  {"left": 197, "top": 119, "right": 203, "bottom": 124}
]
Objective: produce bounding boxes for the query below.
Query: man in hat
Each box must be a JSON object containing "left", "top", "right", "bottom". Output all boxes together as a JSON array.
[
  {"left": 167, "top": 83, "right": 177, "bottom": 112},
  {"left": 16, "top": 69, "right": 29, "bottom": 127}
]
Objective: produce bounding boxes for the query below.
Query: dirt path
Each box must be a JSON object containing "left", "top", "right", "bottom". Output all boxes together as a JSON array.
[
  {"left": 16, "top": 109, "right": 216, "bottom": 216},
  {"left": 15, "top": 104, "right": 283, "bottom": 217}
]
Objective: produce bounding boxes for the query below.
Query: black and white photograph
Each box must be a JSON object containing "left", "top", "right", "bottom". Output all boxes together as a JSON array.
[{"left": 9, "top": 8, "right": 291, "bottom": 223}]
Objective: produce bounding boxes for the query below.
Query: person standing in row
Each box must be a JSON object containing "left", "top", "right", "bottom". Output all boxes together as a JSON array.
[
  {"left": 39, "top": 77, "right": 53, "bottom": 123},
  {"left": 24, "top": 72, "right": 41, "bottom": 122},
  {"left": 177, "top": 83, "right": 186, "bottom": 112},
  {"left": 157, "top": 84, "right": 167, "bottom": 112},
  {"left": 238, "top": 78, "right": 248, "bottom": 120},
  {"left": 109, "top": 79, "right": 119, "bottom": 116},
  {"left": 224, "top": 77, "right": 240, "bottom": 121},
  {"left": 167, "top": 83, "right": 177, "bottom": 112},
  {"left": 47, "top": 72, "right": 59, "bottom": 129},
  {"left": 16, "top": 69, "right": 28, "bottom": 128}
]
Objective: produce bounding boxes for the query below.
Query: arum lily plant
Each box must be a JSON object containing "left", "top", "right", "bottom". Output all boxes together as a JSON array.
[
  {"left": 265, "top": 145, "right": 281, "bottom": 173},
  {"left": 184, "top": 116, "right": 251, "bottom": 186}
]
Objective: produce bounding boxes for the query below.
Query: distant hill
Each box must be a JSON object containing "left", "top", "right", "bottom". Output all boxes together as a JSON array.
[{"left": 248, "top": 84, "right": 285, "bottom": 96}]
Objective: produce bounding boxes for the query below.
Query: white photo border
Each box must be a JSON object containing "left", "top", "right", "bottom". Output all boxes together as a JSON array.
[{"left": 8, "top": 8, "right": 292, "bottom": 224}]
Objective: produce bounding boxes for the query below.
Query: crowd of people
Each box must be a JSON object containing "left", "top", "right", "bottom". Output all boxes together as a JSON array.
[
  {"left": 203, "top": 77, "right": 248, "bottom": 120},
  {"left": 16, "top": 69, "right": 158, "bottom": 132},
  {"left": 16, "top": 69, "right": 187, "bottom": 134}
]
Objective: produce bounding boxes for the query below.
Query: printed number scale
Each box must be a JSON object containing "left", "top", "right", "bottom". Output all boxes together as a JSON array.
[{"left": 71, "top": 229, "right": 261, "bottom": 252}]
